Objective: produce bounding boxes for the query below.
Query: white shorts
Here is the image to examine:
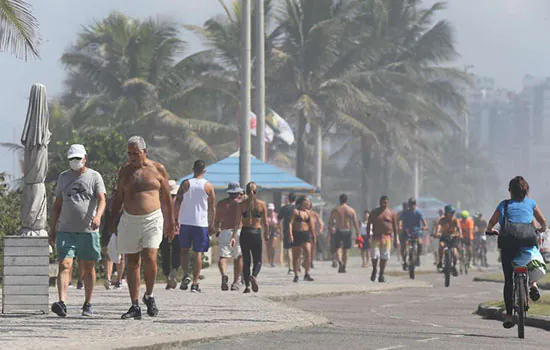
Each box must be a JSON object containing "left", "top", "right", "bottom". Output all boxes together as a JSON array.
[
  {"left": 117, "top": 209, "right": 164, "bottom": 254},
  {"left": 218, "top": 229, "right": 242, "bottom": 259}
]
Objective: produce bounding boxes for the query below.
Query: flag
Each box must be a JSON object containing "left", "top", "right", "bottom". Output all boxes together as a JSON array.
[{"left": 266, "top": 108, "right": 295, "bottom": 145}]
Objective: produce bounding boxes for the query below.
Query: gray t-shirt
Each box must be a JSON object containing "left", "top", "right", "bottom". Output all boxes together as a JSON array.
[{"left": 55, "top": 168, "right": 106, "bottom": 233}]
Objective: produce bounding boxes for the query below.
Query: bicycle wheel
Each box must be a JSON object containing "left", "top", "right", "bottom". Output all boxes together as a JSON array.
[
  {"left": 444, "top": 249, "right": 451, "bottom": 287},
  {"left": 464, "top": 248, "right": 469, "bottom": 275},
  {"left": 517, "top": 275, "right": 526, "bottom": 339},
  {"left": 409, "top": 243, "right": 416, "bottom": 279}
]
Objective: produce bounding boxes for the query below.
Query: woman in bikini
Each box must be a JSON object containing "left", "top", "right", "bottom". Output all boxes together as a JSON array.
[
  {"left": 289, "top": 196, "right": 315, "bottom": 282},
  {"left": 232, "top": 182, "right": 268, "bottom": 293}
]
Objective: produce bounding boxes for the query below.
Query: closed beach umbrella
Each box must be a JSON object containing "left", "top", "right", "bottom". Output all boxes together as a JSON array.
[{"left": 19, "top": 84, "right": 51, "bottom": 236}]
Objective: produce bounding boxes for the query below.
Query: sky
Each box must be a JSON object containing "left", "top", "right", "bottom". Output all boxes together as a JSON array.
[{"left": 2, "top": 0, "right": 550, "bottom": 176}]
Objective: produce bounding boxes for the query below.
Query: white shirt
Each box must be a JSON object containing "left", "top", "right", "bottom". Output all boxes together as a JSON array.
[{"left": 179, "top": 178, "right": 209, "bottom": 227}]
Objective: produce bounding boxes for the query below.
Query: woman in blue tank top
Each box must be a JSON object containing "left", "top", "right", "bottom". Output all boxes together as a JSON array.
[{"left": 486, "top": 176, "right": 547, "bottom": 329}]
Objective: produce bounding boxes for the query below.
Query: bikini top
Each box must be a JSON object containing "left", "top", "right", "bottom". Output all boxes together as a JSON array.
[
  {"left": 242, "top": 209, "right": 263, "bottom": 218},
  {"left": 295, "top": 209, "right": 311, "bottom": 223}
]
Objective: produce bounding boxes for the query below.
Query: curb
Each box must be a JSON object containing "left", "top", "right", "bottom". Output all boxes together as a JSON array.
[
  {"left": 476, "top": 303, "right": 550, "bottom": 331},
  {"left": 473, "top": 278, "right": 550, "bottom": 291},
  {"left": 116, "top": 281, "right": 429, "bottom": 350},
  {"left": 114, "top": 314, "right": 330, "bottom": 350},
  {"left": 266, "top": 281, "right": 432, "bottom": 302}
]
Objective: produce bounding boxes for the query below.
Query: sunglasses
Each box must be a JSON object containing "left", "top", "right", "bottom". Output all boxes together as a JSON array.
[{"left": 69, "top": 157, "right": 83, "bottom": 161}]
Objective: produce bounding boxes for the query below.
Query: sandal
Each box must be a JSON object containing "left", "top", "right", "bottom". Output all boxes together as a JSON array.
[{"left": 529, "top": 286, "right": 541, "bottom": 302}]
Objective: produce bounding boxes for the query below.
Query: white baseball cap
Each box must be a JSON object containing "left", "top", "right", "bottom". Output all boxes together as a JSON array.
[
  {"left": 168, "top": 180, "right": 179, "bottom": 195},
  {"left": 67, "top": 144, "right": 87, "bottom": 159}
]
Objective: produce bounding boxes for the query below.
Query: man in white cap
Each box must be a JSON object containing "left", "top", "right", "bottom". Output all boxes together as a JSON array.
[
  {"left": 159, "top": 180, "right": 181, "bottom": 289},
  {"left": 49, "top": 144, "right": 106, "bottom": 317},
  {"left": 214, "top": 182, "right": 244, "bottom": 291},
  {"left": 108, "top": 136, "right": 175, "bottom": 319}
]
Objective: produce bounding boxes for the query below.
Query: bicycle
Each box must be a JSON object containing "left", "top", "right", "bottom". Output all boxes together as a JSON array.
[
  {"left": 486, "top": 231, "right": 531, "bottom": 339},
  {"left": 433, "top": 234, "right": 456, "bottom": 287},
  {"left": 406, "top": 236, "right": 419, "bottom": 280},
  {"left": 456, "top": 239, "right": 468, "bottom": 275}
]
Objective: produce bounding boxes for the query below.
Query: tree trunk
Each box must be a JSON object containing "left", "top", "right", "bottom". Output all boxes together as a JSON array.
[
  {"left": 296, "top": 112, "right": 307, "bottom": 180},
  {"left": 360, "top": 135, "right": 372, "bottom": 211},
  {"left": 313, "top": 120, "right": 322, "bottom": 189}
]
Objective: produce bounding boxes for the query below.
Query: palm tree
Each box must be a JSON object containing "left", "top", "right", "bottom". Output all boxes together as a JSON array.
[
  {"left": 57, "top": 12, "right": 235, "bottom": 173},
  {"left": 0, "top": 0, "right": 40, "bottom": 59}
]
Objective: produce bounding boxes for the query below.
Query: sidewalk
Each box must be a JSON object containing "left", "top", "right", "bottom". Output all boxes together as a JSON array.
[{"left": 0, "top": 258, "right": 429, "bottom": 350}]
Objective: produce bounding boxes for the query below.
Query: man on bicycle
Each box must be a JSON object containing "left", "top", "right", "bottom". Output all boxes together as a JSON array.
[
  {"left": 435, "top": 205, "right": 461, "bottom": 276},
  {"left": 459, "top": 211, "right": 475, "bottom": 268},
  {"left": 400, "top": 198, "right": 428, "bottom": 268}
]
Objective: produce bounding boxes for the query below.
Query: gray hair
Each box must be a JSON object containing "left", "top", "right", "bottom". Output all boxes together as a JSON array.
[{"left": 128, "top": 136, "right": 146, "bottom": 151}]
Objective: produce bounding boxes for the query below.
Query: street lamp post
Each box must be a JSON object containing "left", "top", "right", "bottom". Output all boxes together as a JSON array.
[
  {"left": 255, "top": 0, "right": 266, "bottom": 162},
  {"left": 240, "top": 0, "right": 252, "bottom": 187}
]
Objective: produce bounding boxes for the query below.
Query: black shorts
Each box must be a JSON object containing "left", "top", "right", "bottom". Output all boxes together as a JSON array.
[
  {"left": 399, "top": 231, "right": 408, "bottom": 246},
  {"left": 283, "top": 232, "right": 292, "bottom": 249},
  {"left": 361, "top": 235, "right": 370, "bottom": 251},
  {"left": 334, "top": 230, "right": 352, "bottom": 250},
  {"left": 292, "top": 231, "right": 312, "bottom": 247},
  {"left": 440, "top": 236, "right": 459, "bottom": 249},
  {"left": 462, "top": 238, "right": 472, "bottom": 247}
]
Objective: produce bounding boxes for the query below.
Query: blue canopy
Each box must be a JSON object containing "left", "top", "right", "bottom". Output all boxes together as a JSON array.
[{"left": 177, "top": 155, "right": 319, "bottom": 193}]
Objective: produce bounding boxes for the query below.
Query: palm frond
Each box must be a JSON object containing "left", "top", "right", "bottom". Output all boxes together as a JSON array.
[{"left": 0, "top": 0, "right": 40, "bottom": 59}]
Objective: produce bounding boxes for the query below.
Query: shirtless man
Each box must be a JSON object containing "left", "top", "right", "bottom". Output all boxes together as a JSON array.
[
  {"left": 367, "top": 196, "right": 398, "bottom": 283},
  {"left": 215, "top": 182, "right": 244, "bottom": 291},
  {"left": 108, "top": 136, "right": 175, "bottom": 319},
  {"left": 328, "top": 194, "right": 360, "bottom": 273},
  {"left": 174, "top": 160, "right": 216, "bottom": 293}
]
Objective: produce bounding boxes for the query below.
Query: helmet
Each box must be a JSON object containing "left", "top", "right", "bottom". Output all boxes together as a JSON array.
[
  {"left": 475, "top": 212, "right": 482, "bottom": 218},
  {"left": 461, "top": 210, "right": 470, "bottom": 219},
  {"left": 408, "top": 198, "right": 417, "bottom": 206},
  {"left": 444, "top": 204, "right": 455, "bottom": 214}
]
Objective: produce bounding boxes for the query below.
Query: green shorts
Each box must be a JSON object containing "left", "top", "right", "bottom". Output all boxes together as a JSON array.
[{"left": 56, "top": 231, "right": 101, "bottom": 262}]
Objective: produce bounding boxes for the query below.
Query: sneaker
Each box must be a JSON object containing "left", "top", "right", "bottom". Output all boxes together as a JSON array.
[
  {"left": 304, "top": 274, "right": 314, "bottom": 282},
  {"left": 378, "top": 275, "right": 386, "bottom": 283},
  {"left": 332, "top": 261, "right": 338, "bottom": 268},
  {"left": 114, "top": 281, "right": 123, "bottom": 289},
  {"left": 81, "top": 302, "right": 94, "bottom": 317},
  {"left": 230, "top": 283, "right": 239, "bottom": 291},
  {"left": 221, "top": 275, "right": 229, "bottom": 291},
  {"left": 76, "top": 280, "right": 84, "bottom": 290},
  {"left": 402, "top": 263, "right": 407, "bottom": 271},
  {"left": 51, "top": 301, "right": 67, "bottom": 317},
  {"left": 68, "top": 281, "right": 74, "bottom": 288},
  {"left": 243, "top": 287, "right": 251, "bottom": 294},
  {"left": 190, "top": 284, "right": 201, "bottom": 293},
  {"left": 180, "top": 275, "right": 192, "bottom": 291},
  {"left": 167, "top": 270, "right": 178, "bottom": 290},
  {"left": 121, "top": 304, "right": 142, "bottom": 320},
  {"left": 104, "top": 279, "right": 112, "bottom": 290},
  {"left": 502, "top": 314, "right": 515, "bottom": 329},
  {"left": 287, "top": 268, "right": 293, "bottom": 275},
  {"left": 142, "top": 294, "right": 159, "bottom": 317},
  {"left": 250, "top": 276, "right": 259, "bottom": 293},
  {"left": 436, "top": 263, "right": 443, "bottom": 270},
  {"left": 270, "top": 263, "right": 276, "bottom": 268},
  {"left": 530, "top": 286, "right": 541, "bottom": 302},
  {"left": 371, "top": 269, "right": 377, "bottom": 282},
  {"left": 451, "top": 266, "right": 459, "bottom": 277},
  {"left": 293, "top": 275, "right": 299, "bottom": 283}
]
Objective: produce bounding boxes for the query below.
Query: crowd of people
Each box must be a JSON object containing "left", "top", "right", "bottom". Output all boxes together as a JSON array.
[{"left": 48, "top": 137, "right": 547, "bottom": 331}]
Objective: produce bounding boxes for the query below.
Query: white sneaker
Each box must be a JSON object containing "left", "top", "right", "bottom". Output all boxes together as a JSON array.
[
  {"left": 167, "top": 270, "right": 178, "bottom": 289},
  {"left": 104, "top": 279, "right": 112, "bottom": 290}
]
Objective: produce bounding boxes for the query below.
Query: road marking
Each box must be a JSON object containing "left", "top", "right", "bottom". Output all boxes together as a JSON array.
[
  {"left": 410, "top": 319, "right": 421, "bottom": 323},
  {"left": 417, "top": 337, "right": 440, "bottom": 343},
  {"left": 424, "top": 323, "right": 443, "bottom": 328},
  {"left": 376, "top": 346, "right": 404, "bottom": 350},
  {"left": 389, "top": 315, "right": 402, "bottom": 320},
  {"left": 381, "top": 304, "right": 396, "bottom": 308},
  {"left": 451, "top": 335, "right": 465, "bottom": 338}
]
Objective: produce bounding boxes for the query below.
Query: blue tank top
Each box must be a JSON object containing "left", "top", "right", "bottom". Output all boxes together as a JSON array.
[{"left": 496, "top": 198, "right": 536, "bottom": 227}]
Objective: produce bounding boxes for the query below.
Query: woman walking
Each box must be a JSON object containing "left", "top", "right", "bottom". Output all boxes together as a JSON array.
[
  {"left": 360, "top": 209, "right": 371, "bottom": 268},
  {"left": 232, "top": 182, "right": 268, "bottom": 293},
  {"left": 266, "top": 203, "right": 279, "bottom": 267},
  {"left": 289, "top": 196, "right": 315, "bottom": 282},
  {"left": 486, "top": 176, "right": 546, "bottom": 329}
]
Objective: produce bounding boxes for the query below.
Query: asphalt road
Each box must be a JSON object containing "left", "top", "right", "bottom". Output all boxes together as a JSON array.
[{"left": 188, "top": 260, "right": 550, "bottom": 350}]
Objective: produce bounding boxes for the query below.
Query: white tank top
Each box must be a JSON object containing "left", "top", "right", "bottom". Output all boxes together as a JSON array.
[{"left": 179, "top": 178, "right": 209, "bottom": 227}]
